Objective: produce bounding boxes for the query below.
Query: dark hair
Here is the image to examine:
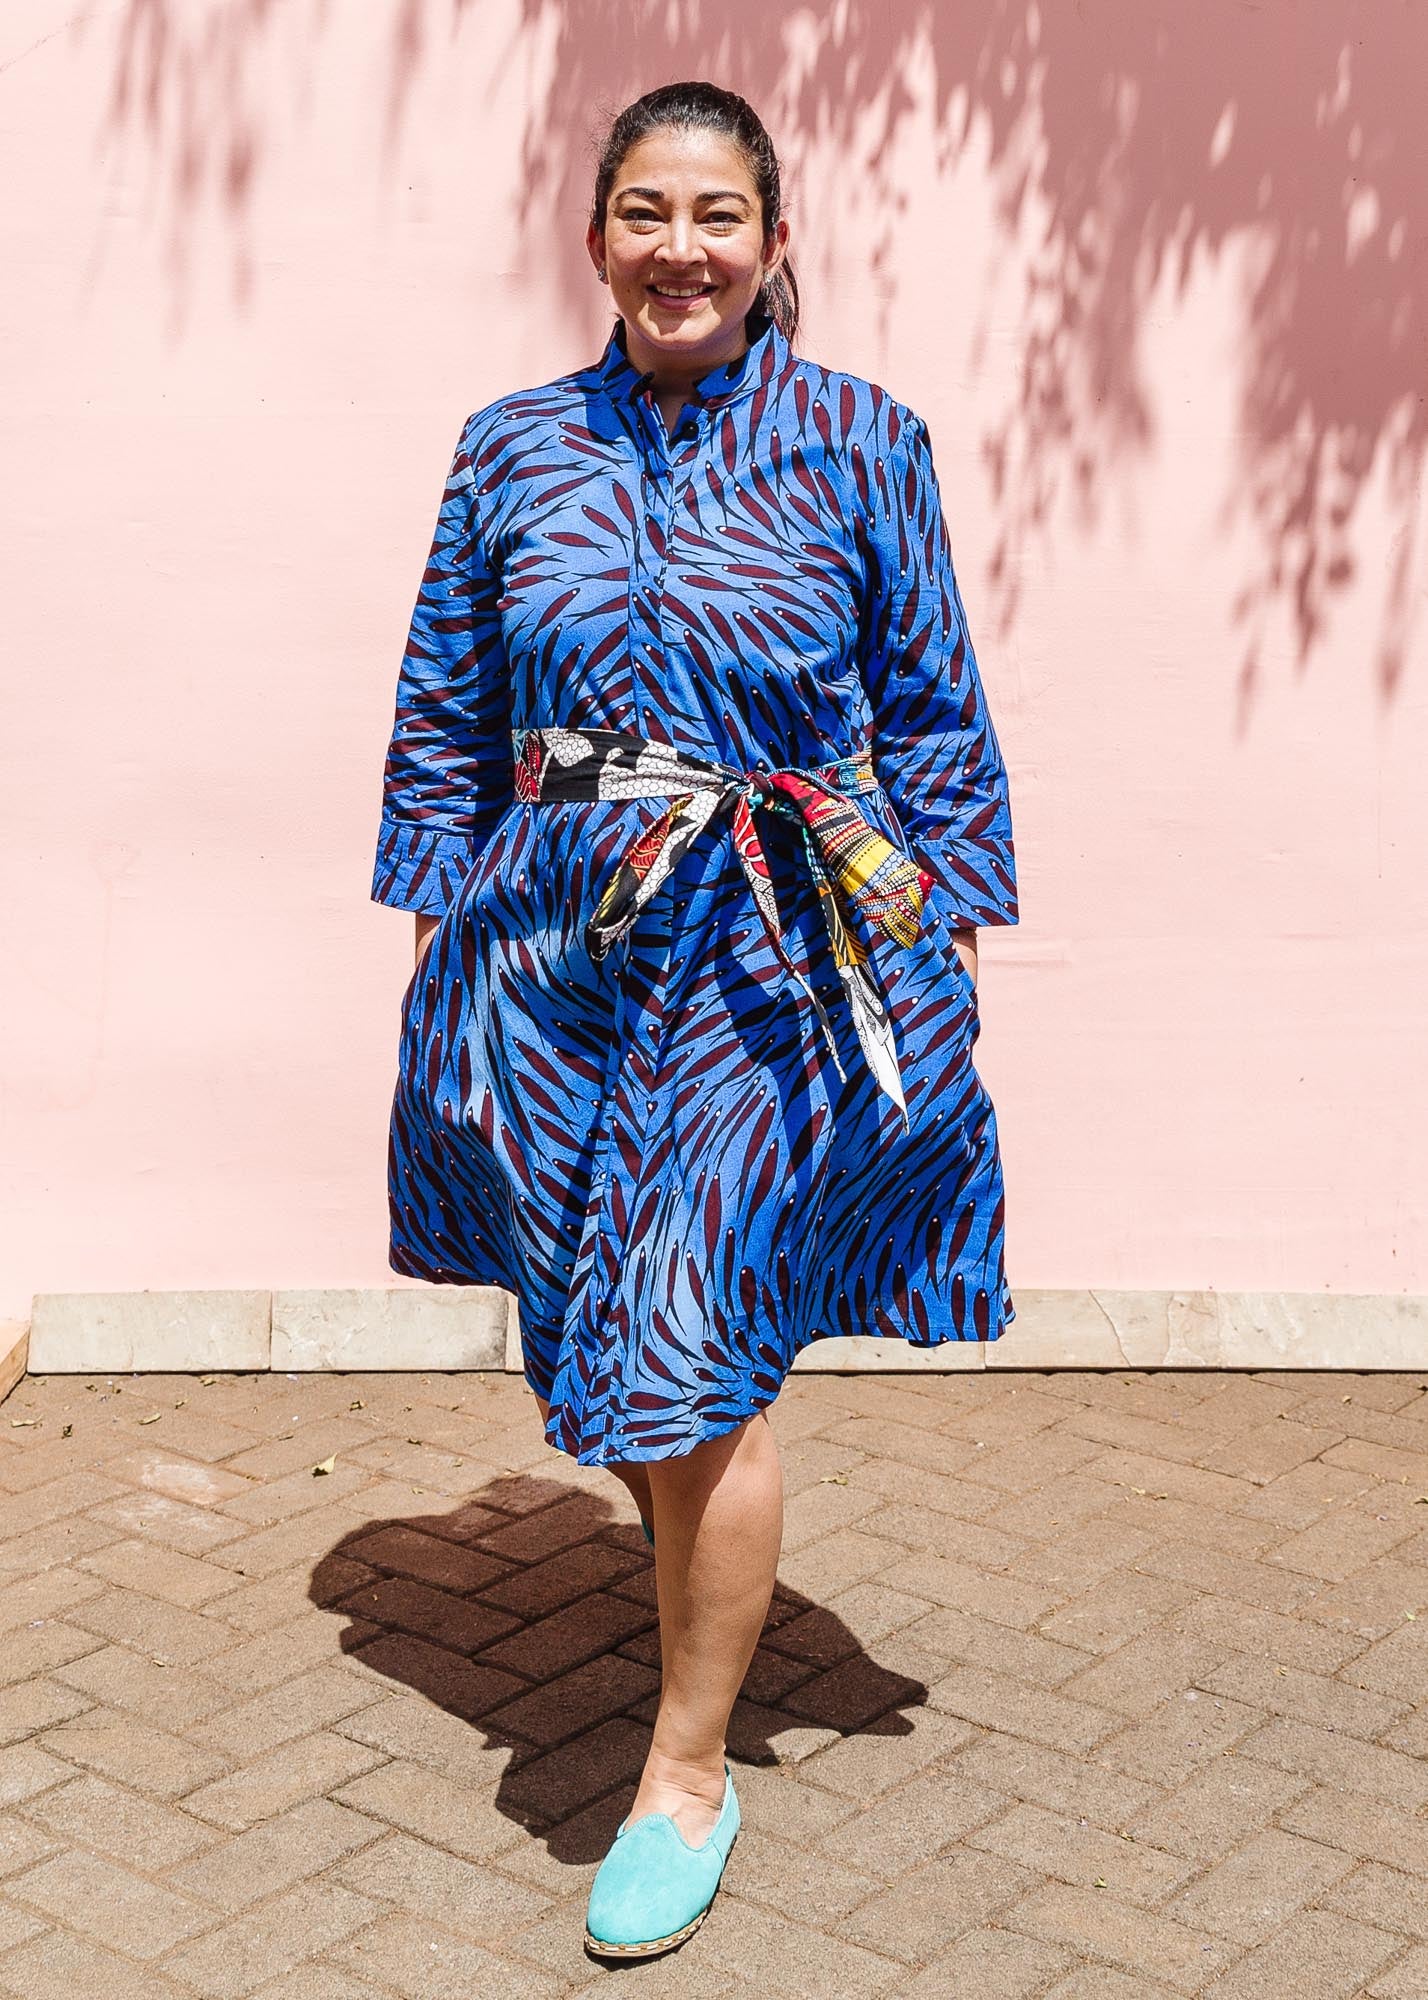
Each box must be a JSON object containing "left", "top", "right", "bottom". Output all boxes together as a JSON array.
[{"left": 590, "top": 81, "right": 800, "bottom": 343}]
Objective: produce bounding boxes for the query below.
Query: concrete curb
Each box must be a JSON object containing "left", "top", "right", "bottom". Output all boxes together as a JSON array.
[{"left": 16, "top": 1287, "right": 1428, "bottom": 1379}]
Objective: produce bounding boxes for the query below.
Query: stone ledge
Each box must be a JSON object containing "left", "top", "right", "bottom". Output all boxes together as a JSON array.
[
  {"left": 18, "top": 1286, "right": 1428, "bottom": 1376},
  {"left": 989, "top": 1289, "right": 1428, "bottom": 1369},
  {"left": 273, "top": 1287, "right": 513, "bottom": 1371},
  {"left": 27, "top": 1290, "right": 271, "bottom": 1374}
]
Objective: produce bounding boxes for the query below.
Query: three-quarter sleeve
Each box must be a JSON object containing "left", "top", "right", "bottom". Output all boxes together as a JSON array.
[
  {"left": 858, "top": 406, "right": 1018, "bottom": 929},
  {"left": 370, "top": 414, "right": 516, "bottom": 916}
]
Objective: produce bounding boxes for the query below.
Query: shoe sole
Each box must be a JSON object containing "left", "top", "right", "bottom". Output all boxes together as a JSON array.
[{"left": 582, "top": 1829, "right": 737, "bottom": 1959}]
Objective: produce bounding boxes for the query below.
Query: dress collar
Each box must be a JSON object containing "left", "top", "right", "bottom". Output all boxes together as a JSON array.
[{"left": 594, "top": 306, "right": 788, "bottom": 411}]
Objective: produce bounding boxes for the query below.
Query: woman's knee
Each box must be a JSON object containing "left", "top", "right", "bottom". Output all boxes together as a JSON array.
[{"left": 647, "top": 1410, "right": 773, "bottom": 1488}]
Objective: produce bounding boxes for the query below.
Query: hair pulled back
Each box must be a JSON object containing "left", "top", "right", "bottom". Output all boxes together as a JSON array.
[{"left": 590, "top": 81, "right": 800, "bottom": 343}]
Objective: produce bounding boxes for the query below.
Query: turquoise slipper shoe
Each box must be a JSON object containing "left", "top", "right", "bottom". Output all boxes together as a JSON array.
[{"left": 584, "top": 1761, "right": 739, "bottom": 1958}]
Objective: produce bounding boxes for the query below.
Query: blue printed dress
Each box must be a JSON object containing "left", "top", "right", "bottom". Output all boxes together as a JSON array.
[{"left": 371, "top": 306, "right": 1019, "bottom": 1467}]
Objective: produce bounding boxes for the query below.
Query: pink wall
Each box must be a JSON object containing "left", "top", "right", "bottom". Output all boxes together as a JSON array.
[{"left": 3, "top": 0, "right": 1426, "bottom": 1324}]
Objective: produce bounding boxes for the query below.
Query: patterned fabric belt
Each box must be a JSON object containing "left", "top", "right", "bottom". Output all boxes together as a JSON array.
[{"left": 511, "top": 723, "right": 936, "bottom": 1131}]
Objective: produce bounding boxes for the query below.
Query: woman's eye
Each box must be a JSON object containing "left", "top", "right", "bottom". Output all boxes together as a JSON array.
[{"left": 620, "top": 211, "right": 742, "bottom": 228}]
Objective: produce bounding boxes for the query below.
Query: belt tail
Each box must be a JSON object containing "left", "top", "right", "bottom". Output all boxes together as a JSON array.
[
  {"left": 838, "top": 960, "right": 911, "bottom": 1135},
  {"left": 799, "top": 823, "right": 912, "bottom": 1135}
]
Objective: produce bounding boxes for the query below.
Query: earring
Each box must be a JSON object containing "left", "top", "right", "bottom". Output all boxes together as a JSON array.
[{"left": 597, "top": 266, "right": 607, "bottom": 282}]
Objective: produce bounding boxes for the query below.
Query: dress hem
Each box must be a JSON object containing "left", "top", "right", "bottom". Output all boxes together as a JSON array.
[
  {"left": 537, "top": 1296, "right": 1018, "bottom": 1468},
  {"left": 389, "top": 1248, "right": 1016, "bottom": 1472}
]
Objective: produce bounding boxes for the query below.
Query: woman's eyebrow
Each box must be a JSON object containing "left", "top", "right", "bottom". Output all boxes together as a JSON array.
[{"left": 614, "top": 187, "right": 753, "bottom": 207}]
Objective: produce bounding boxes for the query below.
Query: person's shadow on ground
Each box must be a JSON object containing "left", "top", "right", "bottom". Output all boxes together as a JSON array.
[{"left": 309, "top": 1471, "right": 929, "bottom": 1863}]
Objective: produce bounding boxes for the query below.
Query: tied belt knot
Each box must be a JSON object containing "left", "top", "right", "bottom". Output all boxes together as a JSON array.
[{"left": 511, "top": 723, "right": 937, "bottom": 1131}]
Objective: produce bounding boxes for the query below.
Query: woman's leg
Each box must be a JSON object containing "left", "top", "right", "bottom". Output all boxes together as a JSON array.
[
  {"left": 530, "top": 1388, "right": 785, "bottom": 1845},
  {"left": 533, "top": 1390, "right": 653, "bottom": 1531},
  {"left": 627, "top": 1410, "right": 783, "bottom": 1844}
]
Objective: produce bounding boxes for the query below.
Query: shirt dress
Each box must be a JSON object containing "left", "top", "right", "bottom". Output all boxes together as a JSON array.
[{"left": 370, "top": 306, "right": 1020, "bottom": 1468}]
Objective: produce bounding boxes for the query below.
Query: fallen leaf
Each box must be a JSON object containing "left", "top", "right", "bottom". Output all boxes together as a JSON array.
[
  {"left": 61, "top": 1424, "right": 73, "bottom": 1438},
  {"left": 139, "top": 1412, "right": 162, "bottom": 1425},
  {"left": 349, "top": 1399, "right": 365, "bottom": 1411},
  {"left": 9, "top": 1418, "right": 38, "bottom": 1428},
  {"left": 199, "top": 1375, "right": 218, "bottom": 1385},
  {"left": 312, "top": 1454, "right": 337, "bottom": 1477}
]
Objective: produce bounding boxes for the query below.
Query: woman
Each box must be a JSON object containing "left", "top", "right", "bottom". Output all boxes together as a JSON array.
[{"left": 370, "top": 81, "right": 1019, "bottom": 1960}]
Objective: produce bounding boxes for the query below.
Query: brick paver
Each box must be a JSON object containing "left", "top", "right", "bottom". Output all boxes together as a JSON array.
[{"left": 0, "top": 1364, "right": 1425, "bottom": 1995}]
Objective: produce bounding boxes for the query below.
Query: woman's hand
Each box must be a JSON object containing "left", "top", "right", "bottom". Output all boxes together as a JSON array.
[{"left": 415, "top": 913, "right": 440, "bottom": 967}]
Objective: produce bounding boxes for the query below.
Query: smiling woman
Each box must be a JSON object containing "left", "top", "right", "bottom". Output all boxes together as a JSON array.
[{"left": 369, "top": 78, "right": 1018, "bottom": 1962}]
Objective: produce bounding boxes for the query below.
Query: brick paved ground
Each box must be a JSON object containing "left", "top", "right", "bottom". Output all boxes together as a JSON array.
[{"left": 0, "top": 1365, "right": 1426, "bottom": 1997}]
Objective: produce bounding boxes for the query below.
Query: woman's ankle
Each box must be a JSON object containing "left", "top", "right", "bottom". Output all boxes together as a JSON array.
[
  {"left": 637, "top": 1745, "right": 726, "bottom": 1798},
  {"left": 626, "top": 1762, "right": 727, "bottom": 1840}
]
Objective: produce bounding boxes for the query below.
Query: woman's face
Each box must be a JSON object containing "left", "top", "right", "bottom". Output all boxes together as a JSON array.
[{"left": 590, "top": 127, "right": 789, "bottom": 375}]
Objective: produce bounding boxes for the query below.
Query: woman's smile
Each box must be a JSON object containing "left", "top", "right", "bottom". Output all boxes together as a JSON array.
[{"left": 647, "top": 280, "right": 717, "bottom": 307}]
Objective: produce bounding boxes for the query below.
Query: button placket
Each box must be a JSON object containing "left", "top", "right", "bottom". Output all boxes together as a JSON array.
[
  {"left": 632, "top": 391, "right": 681, "bottom": 701},
  {"left": 581, "top": 392, "right": 699, "bottom": 1394}
]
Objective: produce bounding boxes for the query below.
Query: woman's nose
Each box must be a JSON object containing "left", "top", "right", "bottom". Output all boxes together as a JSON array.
[{"left": 660, "top": 216, "right": 697, "bottom": 259}]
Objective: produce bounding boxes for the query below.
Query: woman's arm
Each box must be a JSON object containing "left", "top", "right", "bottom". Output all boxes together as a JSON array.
[
  {"left": 856, "top": 406, "right": 1019, "bottom": 941},
  {"left": 415, "top": 912, "right": 440, "bottom": 966},
  {"left": 370, "top": 412, "right": 515, "bottom": 927},
  {"left": 951, "top": 925, "right": 978, "bottom": 986}
]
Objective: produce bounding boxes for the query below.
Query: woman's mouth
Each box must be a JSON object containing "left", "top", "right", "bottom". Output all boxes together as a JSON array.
[{"left": 647, "top": 282, "right": 715, "bottom": 307}]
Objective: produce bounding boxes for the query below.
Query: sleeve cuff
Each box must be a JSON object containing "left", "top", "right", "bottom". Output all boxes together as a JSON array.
[
  {"left": 370, "top": 816, "right": 477, "bottom": 916},
  {"left": 916, "top": 837, "right": 1019, "bottom": 931}
]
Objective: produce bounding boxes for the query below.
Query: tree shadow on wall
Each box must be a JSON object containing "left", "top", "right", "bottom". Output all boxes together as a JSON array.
[
  {"left": 90, "top": 0, "right": 1426, "bottom": 699},
  {"left": 309, "top": 1475, "right": 926, "bottom": 1857}
]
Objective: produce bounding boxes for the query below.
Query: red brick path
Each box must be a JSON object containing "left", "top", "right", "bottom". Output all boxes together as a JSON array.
[{"left": 0, "top": 1366, "right": 1426, "bottom": 1996}]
